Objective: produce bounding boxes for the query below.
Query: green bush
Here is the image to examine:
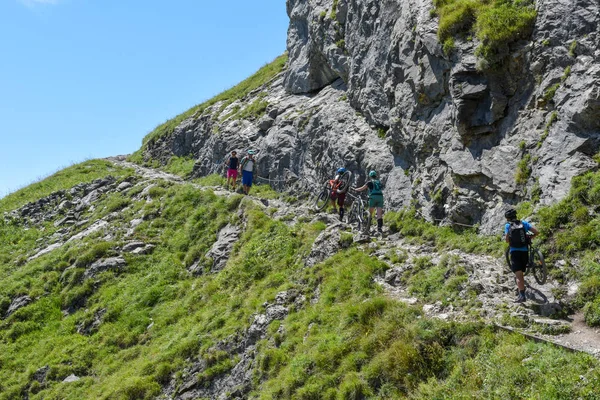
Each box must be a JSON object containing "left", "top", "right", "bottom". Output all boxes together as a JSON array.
[
  {"left": 583, "top": 298, "right": 600, "bottom": 327},
  {"left": 515, "top": 153, "right": 531, "bottom": 185},
  {"left": 443, "top": 37, "right": 455, "bottom": 54}
]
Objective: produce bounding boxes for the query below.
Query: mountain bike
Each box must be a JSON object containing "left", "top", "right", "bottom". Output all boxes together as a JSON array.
[
  {"left": 505, "top": 236, "right": 547, "bottom": 285},
  {"left": 345, "top": 193, "right": 370, "bottom": 233},
  {"left": 314, "top": 171, "right": 353, "bottom": 211}
]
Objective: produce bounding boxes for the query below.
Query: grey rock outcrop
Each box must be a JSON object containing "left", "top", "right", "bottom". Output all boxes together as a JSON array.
[
  {"left": 84, "top": 257, "right": 127, "bottom": 279},
  {"left": 205, "top": 224, "right": 241, "bottom": 272},
  {"left": 5, "top": 295, "right": 32, "bottom": 318},
  {"left": 142, "top": 0, "right": 599, "bottom": 232}
]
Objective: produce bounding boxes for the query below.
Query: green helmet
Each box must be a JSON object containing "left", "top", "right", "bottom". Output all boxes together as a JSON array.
[{"left": 369, "top": 170, "right": 377, "bottom": 178}]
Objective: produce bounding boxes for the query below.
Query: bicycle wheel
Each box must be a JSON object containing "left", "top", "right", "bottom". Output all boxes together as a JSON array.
[
  {"left": 338, "top": 171, "right": 352, "bottom": 193},
  {"left": 361, "top": 209, "right": 371, "bottom": 234},
  {"left": 314, "top": 188, "right": 329, "bottom": 211},
  {"left": 531, "top": 248, "right": 547, "bottom": 285},
  {"left": 345, "top": 201, "right": 356, "bottom": 223}
]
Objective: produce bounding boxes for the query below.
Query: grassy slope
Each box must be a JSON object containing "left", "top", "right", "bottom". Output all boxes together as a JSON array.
[
  {"left": 1, "top": 165, "right": 600, "bottom": 399},
  {"left": 132, "top": 53, "right": 287, "bottom": 156},
  {"left": 0, "top": 160, "right": 134, "bottom": 214}
]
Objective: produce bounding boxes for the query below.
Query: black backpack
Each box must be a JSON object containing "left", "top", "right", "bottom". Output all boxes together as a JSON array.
[{"left": 508, "top": 221, "right": 528, "bottom": 247}]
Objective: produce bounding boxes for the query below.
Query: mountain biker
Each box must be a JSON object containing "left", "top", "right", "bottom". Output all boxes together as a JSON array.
[
  {"left": 353, "top": 170, "right": 384, "bottom": 234},
  {"left": 239, "top": 150, "right": 257, "bottom": 195},
  {"left": 329, "top": 168, "right": 348, "bottom": 220},
  {"left": 504, "top": 208, "right": 539, "bottom": 303},
  {"left": 224, "top": 150, "right": 239, "bottom": 191}
]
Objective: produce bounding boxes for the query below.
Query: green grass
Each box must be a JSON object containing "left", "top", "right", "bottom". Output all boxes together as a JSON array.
[
  {"left": 0, "top": 159, "right": 134, "bottom": 214},
  {"left": 384, "top": 208, "right": 503, "bottom": 256},
  {"left": 253, "top": 249, "right": 600, "bottom": 398},
  {"left": 0, "top": 181, "right": 324, "bottom": 399},
  {"left": 433, "top": 0, "right": 536, "bottom": 64},
  {"left": 141, "top": 54, "right": 287, "bottom": 149},
  {"left": 236, "top": 99, "right": 269, "bottom": 121},
  {"left": 3, "top": 165, "right": 600, "bottom": 397},
  {"left": 164, "top": 156, "right": 196, "bottom": 178},
  {"left": 529, "top": 170, "right": 600, "bottom": 325}
]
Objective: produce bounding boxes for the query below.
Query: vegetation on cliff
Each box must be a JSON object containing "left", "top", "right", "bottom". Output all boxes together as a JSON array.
[
  {"left": 434, "top": 0, "right": 537, "bottom": 63},
  {"left": 137, "top": 54, "right": 287, "bottom": 151}
]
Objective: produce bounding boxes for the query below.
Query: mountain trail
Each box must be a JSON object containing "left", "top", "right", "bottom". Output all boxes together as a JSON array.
[{"left": 106, "top": 157, "right": 600, "bottom": 358}]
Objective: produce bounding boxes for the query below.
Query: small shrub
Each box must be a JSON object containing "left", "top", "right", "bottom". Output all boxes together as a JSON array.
[
  {"left": 568, "top": 40, "right": 577, "bottom": 57},
  {"left": 336, "top": 39, "right": 346, "bottom": 50},
  {"left": 443, "top": 37, "right": 455, "bottom": 55},
  {"left": 543, "top": 83, "right": 560, "bottom": 103},
  {"left": 330, "top": 0, "right": 339, "bottom": 20},
  {"left": 562, "top": 66, "right": 571, "bottom": 82},
  {"left": 547, "top": 111, "right": 558, "bottom": 127},
  {"left": 530, "top": 180, "right": 542, "bottom": 203},
  {"left": 340, "top": 232, "right": 354, "bottom": 248},
  {"left": 583, "top": 298, "right": 600, "bottom": 327},
  {"left": 515, "top": 154, "right": 531, "bottom": 185}
]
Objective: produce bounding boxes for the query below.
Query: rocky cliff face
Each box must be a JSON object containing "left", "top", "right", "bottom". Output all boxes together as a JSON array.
[{"left": 143, "top": 0, "right": 599, "bottom": 233}]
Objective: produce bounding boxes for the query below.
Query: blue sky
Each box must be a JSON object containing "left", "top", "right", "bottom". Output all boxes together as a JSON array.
[{"left": 0, "top": 0, "right": 289, "bottom": 198}]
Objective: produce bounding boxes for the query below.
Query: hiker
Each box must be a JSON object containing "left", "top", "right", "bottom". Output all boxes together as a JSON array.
[
  {"left": 353, "top": 170, "right": 384, "bottom": 234},
  {"left": 239, "top": 150, "right": 257, "bottom": 195},
  {"left": 224, "top": 150, "right": 239, "bottom": 191},
  {"left": 504, "top": 208, "right": 539, "bottom": 303},
  {"left": 329, "top": 167, "right": 348, "bottom": 220}
]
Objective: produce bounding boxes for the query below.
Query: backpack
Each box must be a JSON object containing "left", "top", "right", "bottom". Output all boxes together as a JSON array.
[
  {"left": 369, "top": 180, "right": 383, "bottom": 196},
  {"left": 240, "top": 156, "right": 255, "bottom": 172},
  {"left": 508, "top": 221, "right": 528, "bottom": 247}
]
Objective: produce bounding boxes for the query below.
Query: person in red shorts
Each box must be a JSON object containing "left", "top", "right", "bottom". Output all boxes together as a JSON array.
[
  {"left": 329, "top": 168, "right": 348, "bottom": 220},
  {"left": 224, "top": 150, "right": 239, "bottom": 191}
]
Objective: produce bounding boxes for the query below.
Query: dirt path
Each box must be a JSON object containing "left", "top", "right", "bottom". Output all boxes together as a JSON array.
[{"left": 107, "top": 157, "right": 600, "bottom": 358}]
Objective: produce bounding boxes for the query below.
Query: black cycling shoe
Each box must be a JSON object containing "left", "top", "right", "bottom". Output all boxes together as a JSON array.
[{"left": 514, "top": 294, "right": 526, "bottom": 303}]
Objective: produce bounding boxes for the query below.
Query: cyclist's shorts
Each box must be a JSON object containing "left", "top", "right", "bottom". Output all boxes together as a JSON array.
[
  {"left": 510, "top": 250, "right": 528, "bottom": 273},
  {"left": 227, "top": 168, "right": 238, "bottom": 179},
  {"left": 242, "top": 170, "right": 253, "bottom": 186},
  {"left": 330, "top": 191, "right": 346, "bottom": 206},
  {"left": 369, "top": 195, "right": 384, "bottom": 208}
]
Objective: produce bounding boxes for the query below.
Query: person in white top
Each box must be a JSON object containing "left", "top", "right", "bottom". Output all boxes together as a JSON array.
[{"left": 238, "top": 150, "right": 257, "bottom": 195}]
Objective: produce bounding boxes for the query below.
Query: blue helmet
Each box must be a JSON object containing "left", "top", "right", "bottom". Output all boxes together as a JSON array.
[
  {"left": 337, "top": 168, "right": 346, "bottom": 174},
  {"left": 369, "top": 170, "right": 377, "bottom": 178}
]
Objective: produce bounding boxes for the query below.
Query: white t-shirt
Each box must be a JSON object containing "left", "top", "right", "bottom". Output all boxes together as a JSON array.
[{"left": 243, "top": 159, "right": 254, "bottom": 172}]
